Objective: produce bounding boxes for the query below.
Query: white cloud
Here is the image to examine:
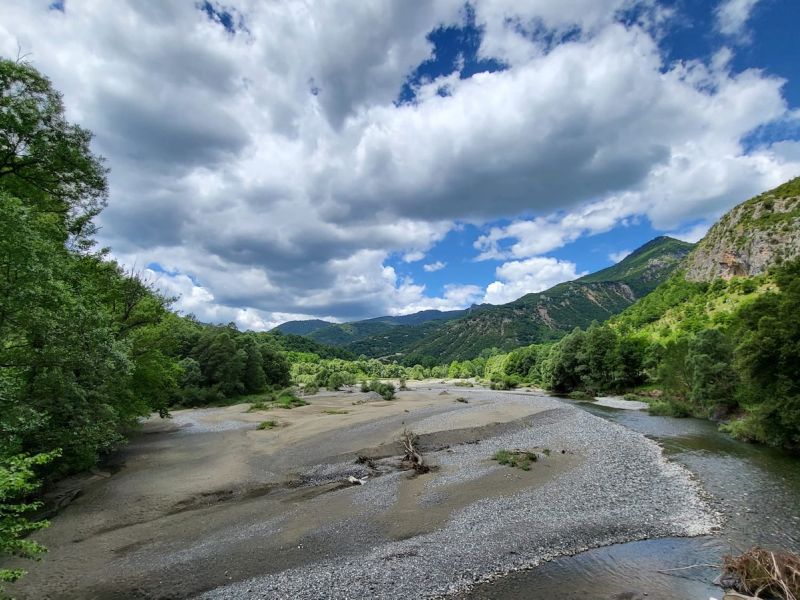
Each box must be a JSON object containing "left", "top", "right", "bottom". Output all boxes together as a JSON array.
[
  {"left": 1, "top": 1, "right": 797, "bottom": 323},
  {"left": 393, "top": 283, "right": 484, "bottom": 315},
  {"left": 609, "top": 249, "right": 632, "bottom": 263},
  {"left": 423, "top": 261, "right": 447, "bottom": 272},
  {"left": 483, "top": 257, "right": 587, "bottom": 305},
  {"left": 667, "top": 222, "right": 711, "bottom": 243},
  {"left": 715, "top": 0, "right": 761, "bottom": 37}
]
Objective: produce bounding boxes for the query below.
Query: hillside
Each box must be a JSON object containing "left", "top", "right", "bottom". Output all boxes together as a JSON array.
[
  {"left": 613, "top": 178, "right": 800, "bottom": 340},
  {"left": 306, "top": 308, "right": 470, "bottom": 346},
  {"left": 355, "top": 236, "right": 693, "bottom": 363},
  {"left": 273, "top": 319, "right": 334, "bottom": 335},
  {"left": 685, "top": 177, "right": 800, "bottom": 281}
]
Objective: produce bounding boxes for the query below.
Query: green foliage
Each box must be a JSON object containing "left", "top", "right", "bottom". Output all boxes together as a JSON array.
[
  {"left": 256, "top": 420, "right": 277, "bottom": 430},
  {"left": 361, "top": 380, "right": 396, "bottom": 400},
  {"left": 729, "top": 260, "right": 800, "bottom": 447},
  {"left": 0, "top": 451, "right": 58, "bottom": 592},
  {"left": 493, "top": 449, "right": 538, "bottom": 470},
  {"left": 647, "top": 399, "right": 692, "bottom": 418},
  {"left": 0, "top": 60, "right": 184, "bottom": 477}
]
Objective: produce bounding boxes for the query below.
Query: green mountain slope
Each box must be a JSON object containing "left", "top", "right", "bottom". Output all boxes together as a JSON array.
[
  {"left": 614, "top": 177, "right": 800, "bottom": 338},
  {"left": 306, "top": 308, "right": 469, "bottom": 346},
  {"left": 354, "top": 236, "right": 693, "bottom": 363},
  {"left": 273, "top": 319, "right": 335, "bottom": 335}
]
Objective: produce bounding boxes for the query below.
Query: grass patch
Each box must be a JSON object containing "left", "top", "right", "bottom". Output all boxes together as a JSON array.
[
  {"left": 247, "top": 388, "right": 309, "bottom": 412},
  {"left": 493, "top": 449, "right": 538, "bottom": 471},
  {"left": 322, "top": 409, "right": 349, "bottom": 415},
  {"left": 455, "top": 397, "right": 469, "bottom": 403},
  {"left": 454, "top": 381, "right": 474, "bottom": 387},
  {"left": 567, "top": 390, "right": 593, "bottom": 400},
  {"left": 256, "top": 420, "right": 278, "bottom": 430}
]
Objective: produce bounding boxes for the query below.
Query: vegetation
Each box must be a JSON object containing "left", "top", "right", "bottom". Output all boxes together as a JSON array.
[
  {"left": 360, "top": 380, "right": 396, "bottom": 400},
  {"left": 493, "top": 449, "right": 538, "bottom": 471},
  {"left": 722, "top": 547, "right": 799, "bottom": 600},
  {"left": 256, "top": 420, "right": 278, "bottom": 430}
]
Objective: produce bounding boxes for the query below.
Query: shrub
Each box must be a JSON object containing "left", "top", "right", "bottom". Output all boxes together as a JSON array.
[
  {"left": 492, "top": 449, "right": 538, "bottom": 470},
  {"left": 256, "top": 420, "right": 277, "bottom": 430},
  {"left": 361, "top": 380, "right": 396, "bottom": 400},
  {"left": 648, "top": 399, "right": 691, "bottom": 418}
]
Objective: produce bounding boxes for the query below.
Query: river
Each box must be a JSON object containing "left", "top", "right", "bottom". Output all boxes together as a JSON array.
[{"left": 466, "top": 399, "right": 800, "bottom": 600}]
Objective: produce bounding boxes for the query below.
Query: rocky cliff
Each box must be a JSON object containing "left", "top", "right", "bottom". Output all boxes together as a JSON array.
[{"left": 685, "top": 178, "right": 800, "bottom": 282}]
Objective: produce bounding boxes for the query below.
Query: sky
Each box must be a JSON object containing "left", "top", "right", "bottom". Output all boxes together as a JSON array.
[{"left": 2, "top": 0, "right": 799, "bottom": 329}]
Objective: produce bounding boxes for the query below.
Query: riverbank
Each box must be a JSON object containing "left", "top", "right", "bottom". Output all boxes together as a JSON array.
[{"left": 5, "top": 384, "right": 717, "bottom": 599}]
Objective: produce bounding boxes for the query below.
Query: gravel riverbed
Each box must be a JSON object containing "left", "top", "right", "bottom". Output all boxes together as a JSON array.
[{"left": 199, "top": 393, "right": 718, "bottom": 600}]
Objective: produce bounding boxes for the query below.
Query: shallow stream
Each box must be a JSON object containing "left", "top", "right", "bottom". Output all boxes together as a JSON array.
[{"left": 466, "top": 400, "right": 800, "bottom": 600}]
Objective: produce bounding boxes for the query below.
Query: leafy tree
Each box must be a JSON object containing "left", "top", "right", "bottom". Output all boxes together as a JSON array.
[
  {"left": 0, "top": 59, "right": 107, "bottom": 248},
  {"left": 731, "top": 260, "right": 800, "bottom": 446},
  {"left": 241, "top": 339, "right": 267, "bottom": 394},
  {"left": 0, "top": 451, "right": 58, "bottom": 594},
  {"left": 686, "top": 329, "right": 737, "bottom": 417}
]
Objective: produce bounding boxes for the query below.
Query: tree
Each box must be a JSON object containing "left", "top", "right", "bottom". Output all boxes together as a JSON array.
[
  {"left": 686, "top": 329, "right": 737, "bottom": 417},
  {"left": 0, "top": 59, "right": 107, "bottom": 248},
  {"left": 732, "top": 259, "right": 800, "bottom": 446},
  {"left": 0, "top": 451, "right": 58, "bottom": 594},
  {"left": 241, "top": 339, "right": 267, "bottom": 394}
]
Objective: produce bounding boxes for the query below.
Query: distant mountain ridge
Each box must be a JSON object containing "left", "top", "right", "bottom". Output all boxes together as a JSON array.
[
  {"left": 288, "top": 308, "right": 473, "bottom": 347},
  {"left": 285, "top": 236, "right": 690, "bottom": 362},
  {"left": 392, "top": 236, "right": 694, "bottom": 362},
  {"left": 273, "top": 319, "right": 335, "bottom": 335}
]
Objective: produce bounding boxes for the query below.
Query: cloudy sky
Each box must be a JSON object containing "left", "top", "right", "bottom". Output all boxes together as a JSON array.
[{"left": 2, "top": 0, "right": 799, "bottom": 329}]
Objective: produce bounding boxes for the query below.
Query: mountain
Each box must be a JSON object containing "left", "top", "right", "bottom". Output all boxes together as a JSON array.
[
  {"left": 273, "top": 319, "right": 335, "bottom": 335},
  {"left": 305, "top": 308, "right": 470, "bottom": 347},
  {"left": 615, "top": 177, "right": 800, "bottom": 339},
  {"left": 685, "top": 177, "right": 800, "bottom": 282},
  {"left": 352, "top": 236, "right": 694, "bottom": 363}
]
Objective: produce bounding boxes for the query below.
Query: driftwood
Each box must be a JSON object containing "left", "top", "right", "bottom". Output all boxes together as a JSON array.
[
  {"left": 722, "top": 547, "right": 799, "bottom": 600},
  {"left": 400, "top": 428, "right": 430, "bottom": 473}
]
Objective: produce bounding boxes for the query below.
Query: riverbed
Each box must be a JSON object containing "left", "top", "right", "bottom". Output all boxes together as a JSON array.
[
  {"left": 465, "top": 398, "right": 800, "bottom": 599},
  {"left": 5, "top": 383, "right": 783, "bottom": 599}
]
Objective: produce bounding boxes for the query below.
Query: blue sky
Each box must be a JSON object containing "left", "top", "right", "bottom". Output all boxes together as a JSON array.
[
  {"left": 387, "top": 0, "right": 800, "bottom": 300},
  {"left": 4, "top": 0, "right": 799, "bottom": 327}
]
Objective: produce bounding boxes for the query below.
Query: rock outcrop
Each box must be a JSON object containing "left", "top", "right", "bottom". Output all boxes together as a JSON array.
[{"left": 685, "top": 178, "right": 800, "bottom": 282}]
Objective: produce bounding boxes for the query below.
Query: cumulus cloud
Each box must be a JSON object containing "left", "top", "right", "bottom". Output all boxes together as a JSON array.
[
  {"left": 609, "top": 249, "right": 632, "bottom": 263},
  {"left": 483, "top": 257, "right": 587, "bottom": 305},
  {"left": 715, "top": 0, "right": 761, "bottom": 37},
  {"left": 423, "top": 261, "right": 447, "bottom": 272},
  {"left": 1, "top": 0, "right": 797, "bottom": 327}
]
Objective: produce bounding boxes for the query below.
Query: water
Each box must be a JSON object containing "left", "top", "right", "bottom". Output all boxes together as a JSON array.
[{"left": 466, "top": 400, "right": 800, "bottom": 600}]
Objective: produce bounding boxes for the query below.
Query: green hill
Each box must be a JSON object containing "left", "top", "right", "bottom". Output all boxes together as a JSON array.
[
  {"left": 273, "top": 319, "right": 335, "bottom": 335},
  {"left": 352, "top": 236, "right": 693, "bottom": 363},
  {"left": 614, "top": 177, "right": 800, "bottom": 339},
  {"left": 306, "top": 308, "right": 470, "bottom": 346}
]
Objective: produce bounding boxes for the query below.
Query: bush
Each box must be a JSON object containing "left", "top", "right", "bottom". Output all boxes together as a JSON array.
[
  {"left": 648, "top": 399, "right": 691, "bottom": 418},
  {"left": 1, "top": 451, "right": 59, "bottom": 591},
  {"left": 493, "top": 449, "right": 538, "bottom": 471},
  {"left": 256, "top": 420, "right": 277, "bottom": 430},
  {"left": 361, "top": 380, "right": 396, "bottom": 400}
]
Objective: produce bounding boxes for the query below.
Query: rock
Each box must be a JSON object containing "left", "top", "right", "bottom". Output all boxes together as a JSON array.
[{"left": 685, "top": 182, "right": 800, "bottom": 282}]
